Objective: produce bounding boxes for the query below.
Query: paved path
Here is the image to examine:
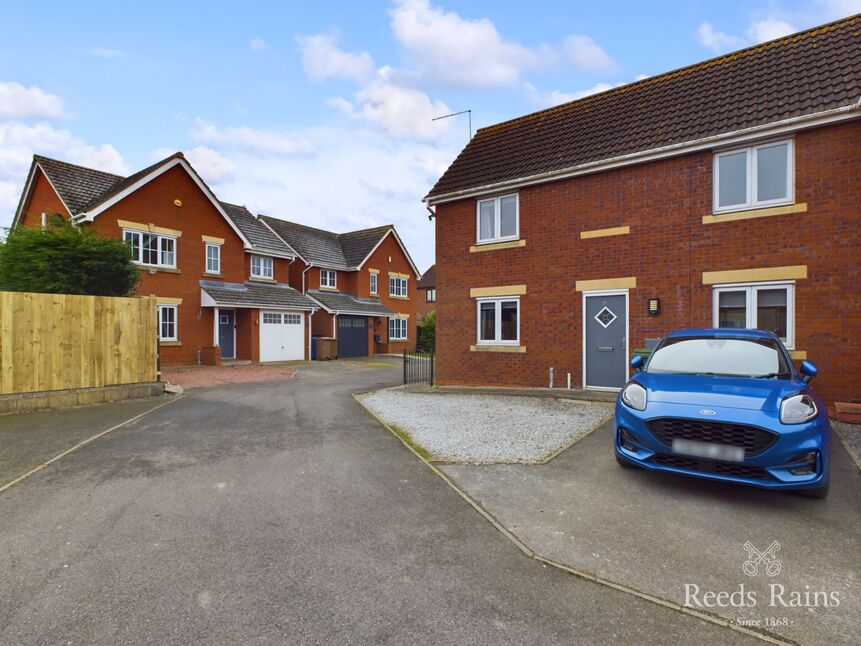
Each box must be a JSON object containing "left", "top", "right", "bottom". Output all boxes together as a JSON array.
[{"left": 0, "top": 360, "right": 757, "bottom": 644}]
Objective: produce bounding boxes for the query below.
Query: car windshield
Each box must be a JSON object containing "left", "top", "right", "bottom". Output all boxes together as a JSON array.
[{"left": 647, "top": 337, "right": 792, "bottom": 378}]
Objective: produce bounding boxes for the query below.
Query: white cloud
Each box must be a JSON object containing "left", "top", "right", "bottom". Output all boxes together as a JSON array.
[
  {"left": 184, "top": 146, "right": 237, "bottom": 184},
  {"left": 89, "top": 48, "right": 125, "bottom": 58},
  {"left": 250, "top": 38, "right": 266, "bottom": 52},
  {"left": 389, "top": 0, "right": 615, "bottom": 89},
  {"left": 746, "top": 18, "right": 797, "bottom": 43},
  {"left": 190, "top": 119, "right": 315, "bottom": 156},
  {"left": 0, "top": 121, "right": 127, "bottom": 227},
  {"left": 697, "top": 22, "right": 745, "bottom": 52},
  {"left": 0, "top": 82, "right": 66, "bottom": 120},
  {"left": 329, "top": 66, "right": 451, "bottom": 141},
  {"left": 296, "top": 30, "right": 375, "bottom": 82},
  {"left": 562, "top": 35, "right": 616, "bottom": 72}
]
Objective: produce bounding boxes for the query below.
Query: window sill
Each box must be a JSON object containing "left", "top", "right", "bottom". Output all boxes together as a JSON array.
[
  {"left": 470, "top": 239, "right": 526, "bottom": 253},
  {"left": 703, "top": 202, "right": 806, "bottom": 224},
  {"left": 389, "top": 338, "right": 409, "bottom": 343},
  {"left": 160, "top": 341, "right": 182, "bottom": 347},
  {"left": 249, "top": 276, "right": 276, "bottom": 283},
  {"left": 138, "top": 266, "right": 180, "bottom": 274},
  {"left": 318, "top": 286, "right": 339, "bottom": 292},
  {"left": 204, "top": 272, "right": 223, "bottom": 278},
  {"left": 389, "top": 295, "right": 409, "bottom": 300},
  {"left": 470, "top": 344, "right": 526, "bottom": 353}
]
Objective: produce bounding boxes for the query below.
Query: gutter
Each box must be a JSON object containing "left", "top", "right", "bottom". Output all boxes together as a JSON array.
[{"left": 425, "top": 101, "right": 861, "bottom": 205}]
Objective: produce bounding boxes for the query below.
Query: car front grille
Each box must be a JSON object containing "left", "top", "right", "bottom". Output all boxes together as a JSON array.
[
  {"left": 649, "top": 453, "right": 773, "bottom": 480},
  {"left": 646, "top": 417, "right": 778, "bottom": 456}
]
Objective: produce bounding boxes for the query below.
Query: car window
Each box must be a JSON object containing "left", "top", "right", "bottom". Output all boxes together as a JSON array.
[{"left": 647, "top": 337, "right": 791, "bottom": 377}]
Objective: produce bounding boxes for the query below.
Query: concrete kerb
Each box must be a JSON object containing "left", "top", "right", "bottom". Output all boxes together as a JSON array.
[{"left": 352, "top": 389, "right": 795, "bottom": 646}]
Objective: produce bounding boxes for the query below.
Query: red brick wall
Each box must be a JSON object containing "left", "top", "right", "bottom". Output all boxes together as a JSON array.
[
  {"left": 362, "top": 232, "right": 417, "bottom": 353},
  {"left": 416, "top": 288, "right": 435, "bottom": 326},
  {"left": 434, "top": 120, "right": 861, "bottom": 404},
  {"left": 18, "top": 168, "right": 72, "bottom": 226}
]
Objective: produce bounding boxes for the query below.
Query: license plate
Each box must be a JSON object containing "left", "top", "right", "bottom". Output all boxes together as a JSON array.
[{"left": 672, "top": 438, "right": 745, "bottom": 462}]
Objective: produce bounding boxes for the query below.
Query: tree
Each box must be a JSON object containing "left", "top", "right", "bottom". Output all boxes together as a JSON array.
[
  {"left": 0, "top": 216, "right": 140, "bottom": 296},
  {"left": 418, "top": 310, "right": 436, "bottom": 351}
]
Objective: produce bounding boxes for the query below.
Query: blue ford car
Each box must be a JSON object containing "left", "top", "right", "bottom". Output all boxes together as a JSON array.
[{"left": 615, "top": 328, "right": 830, "bottom": 498}]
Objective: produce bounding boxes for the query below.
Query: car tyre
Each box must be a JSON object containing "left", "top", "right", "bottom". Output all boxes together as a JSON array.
[
  {"left": 615, "top": 452, "right": 639, "bottom": 469},
  {"left": 794, "top": 477, "right": 830, "bottom": 499}
]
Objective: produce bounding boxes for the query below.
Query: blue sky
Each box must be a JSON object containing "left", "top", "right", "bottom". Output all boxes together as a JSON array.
[{"left": 1, "top": 0, "right": 858, "bottom": 270}]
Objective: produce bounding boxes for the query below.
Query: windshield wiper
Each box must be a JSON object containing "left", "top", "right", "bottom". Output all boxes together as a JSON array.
[{"left": 753, "top": 372, "right": 791, "bottom": 379}]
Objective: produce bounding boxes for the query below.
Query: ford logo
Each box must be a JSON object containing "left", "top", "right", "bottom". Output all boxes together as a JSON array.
[{"left": 700, "top": 409, "right": 717, "bottom": 415}]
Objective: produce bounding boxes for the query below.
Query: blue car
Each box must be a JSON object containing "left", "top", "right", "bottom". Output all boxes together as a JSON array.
[{"left": 615, "top": 328, "right": 830, "bottom": 498}]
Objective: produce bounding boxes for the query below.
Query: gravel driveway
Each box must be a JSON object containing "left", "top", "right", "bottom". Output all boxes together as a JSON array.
[{"left": 357, "top": 389, "right": 611, "bottom": 463}]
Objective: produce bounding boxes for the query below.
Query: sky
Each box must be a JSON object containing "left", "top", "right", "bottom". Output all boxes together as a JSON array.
[{"left": 1, "top": 0, "right": 859, "bottom": 272}]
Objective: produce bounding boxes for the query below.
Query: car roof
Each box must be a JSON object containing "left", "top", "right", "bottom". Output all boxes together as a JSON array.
[{"left": 664, "top": 328, "right": 779, "bottom": 340}]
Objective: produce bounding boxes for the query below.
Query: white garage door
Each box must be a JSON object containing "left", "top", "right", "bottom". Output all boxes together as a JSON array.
[{"left": 260, "top": 311, "right": 305, "bottom": 362}]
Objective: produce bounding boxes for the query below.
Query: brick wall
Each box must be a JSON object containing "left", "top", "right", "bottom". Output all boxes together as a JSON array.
[{"left": 434, "top": 120, "right": 861, "bottom": 404}]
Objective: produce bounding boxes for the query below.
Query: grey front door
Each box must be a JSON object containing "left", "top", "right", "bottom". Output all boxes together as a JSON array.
[
  {"left": 218, "top": 309, "right": 235, "bottom": 359},
  {"left": 584, "top": 293, "right": 627, "bottom": 389}
]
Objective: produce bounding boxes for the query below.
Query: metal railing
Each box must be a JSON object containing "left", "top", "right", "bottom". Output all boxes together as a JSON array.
[{"left": 403, "top": 349, "right": 434, "bottom": 386}]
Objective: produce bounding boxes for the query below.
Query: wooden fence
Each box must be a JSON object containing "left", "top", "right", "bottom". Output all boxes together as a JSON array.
[{"left": 0, "top": 291, "right": 157, "bottom": 395}]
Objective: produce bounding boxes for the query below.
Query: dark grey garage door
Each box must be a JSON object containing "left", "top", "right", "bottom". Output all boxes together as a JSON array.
[{"left": 337, "top": 315, "right": 368, "bottom": 358}]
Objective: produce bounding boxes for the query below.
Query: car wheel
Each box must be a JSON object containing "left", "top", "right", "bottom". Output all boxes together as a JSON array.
[
  {"left": 794, "top": 477, "right": 830, "bottom": 499},
  {"left": 616, "top": 452, "right": 638, "bottom": 469}
]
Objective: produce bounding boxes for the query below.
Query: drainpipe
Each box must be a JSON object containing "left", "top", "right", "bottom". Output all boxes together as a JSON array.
[
  {"left": 308, "top": 308, "right": 315, "bottom": 360},
  {"left": 332, "top": 312, "right": 338, "bottom": 338},
  {"left": 302, "top": 262, "right": 314, "bottom": 294}
]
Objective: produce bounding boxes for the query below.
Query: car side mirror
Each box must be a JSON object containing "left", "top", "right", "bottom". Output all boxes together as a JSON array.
[
  {"left": 631, "top": 355, "right": 645, "bottom": 372},
  {"left": 799, "top": 360, "right": 818, "bottom": 383}
]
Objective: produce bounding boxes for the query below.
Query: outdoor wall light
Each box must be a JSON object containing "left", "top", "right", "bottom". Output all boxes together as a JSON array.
[
  {"left": 648, "top": 298, "right": 660, "bottom": 316},
  {"left": 173, "top": 199, "right": 183, "bottom": 207}
]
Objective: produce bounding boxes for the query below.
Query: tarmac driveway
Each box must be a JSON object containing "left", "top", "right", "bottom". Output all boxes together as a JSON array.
[
  {"left": 441, "top": 420, "right": 861, "bottom": 646},
  {"left": 0, "top": 360, "right": 753, "bottom": 645}
]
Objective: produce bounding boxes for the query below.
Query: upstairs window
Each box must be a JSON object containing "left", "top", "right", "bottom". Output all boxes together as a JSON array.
[
  {"left": 714, "top": 140, "right": 793, "bottom": 212},
  {"left": 205, "top": 243, "right": 221, "bottom": 274},
  {"left": 370, "top": 272, "right": 378, "bottom": 295},
  {"left": 250, "top": 255, "right": 273, "bottom": 279},
  {"left": 713, "top": 282, "right": 794, "bottom": 348},
  {"left": 476, "top": 193, "right": 518, "bottom": 244},
  {"left": 426, "top": 289, "right": 436, "bottom": 303},
  {"left": 321, "top": 269, "right": 337, "bottom": 289},
  {"left": 389, "top": 276, "right": 408, "bottom": 298},
  {"left": 124, "top": 230, "right": 176, "bottom": 269}
]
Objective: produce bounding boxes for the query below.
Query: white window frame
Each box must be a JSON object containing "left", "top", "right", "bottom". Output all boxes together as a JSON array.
[
  {"left": 321, "top": 269, "right": 337, "bottom": 289},
  {"left": 712, "top": 281, "right": 795, "bottom": 349},
  {"left": 427, "top": 288, "right": 436, "bottom": 303},
  {"left": 123, "top": 229, "right": 177, "bottom": 269},
  {"left": 250, "top": 254, "right": 273, "bottom": 279},
  {"left": 475, "top": 296, "right": 520, "bottom": 346},
  {"left": 389, "top": 276, "right": 408, "bottom": 298},
  {"left": 389, "top": 316, "right": 408, "bottom": 341},
  {"left": 713, "top": 139, "right": 794, "bottom": 213},
  {"left": 205, "top": 242, "right": 221, "bottom": 274},
  {"left": 370, "top": 272, "right": 378, "bottom": 295},
  {"left": 158, "top": 305, "right": 178, "bottom": 342},
  {"left": 476, "top": 193, "right": 520, "bottom": 244}
]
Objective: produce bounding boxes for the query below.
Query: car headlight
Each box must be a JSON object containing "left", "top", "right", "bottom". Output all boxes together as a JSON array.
[
  {"left": 621, "top": 382, "right": 647, "bottom": 411},
  {"left": 780, "top": 393, "right": 818, "bottom": 424}
]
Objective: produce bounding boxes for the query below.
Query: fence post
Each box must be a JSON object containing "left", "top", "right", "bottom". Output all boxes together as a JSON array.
[
  {"left": 430, "top": 350, "right": 434, "bottom": 386},
  {"left": 403, "top": 350, "right": 407, "bottom": 385}
]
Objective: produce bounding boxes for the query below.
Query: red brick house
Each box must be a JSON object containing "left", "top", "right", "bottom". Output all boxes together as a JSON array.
[
  {"left": 425, "top": 16, "right": 861, "bottom": 405},
  {"left": 12, "top": 152, "right": 417, "bottom": 364},
  {"left": 259, "top": 217, "right": 420, "bottom": 357},
  {"left": 416, "top": 264, "right": 436, "bottom": 328}
]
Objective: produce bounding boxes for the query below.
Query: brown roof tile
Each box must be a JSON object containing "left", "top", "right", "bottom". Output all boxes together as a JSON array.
[{"left": 426, "top": 15, "right": 861, "bottom": 200}]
